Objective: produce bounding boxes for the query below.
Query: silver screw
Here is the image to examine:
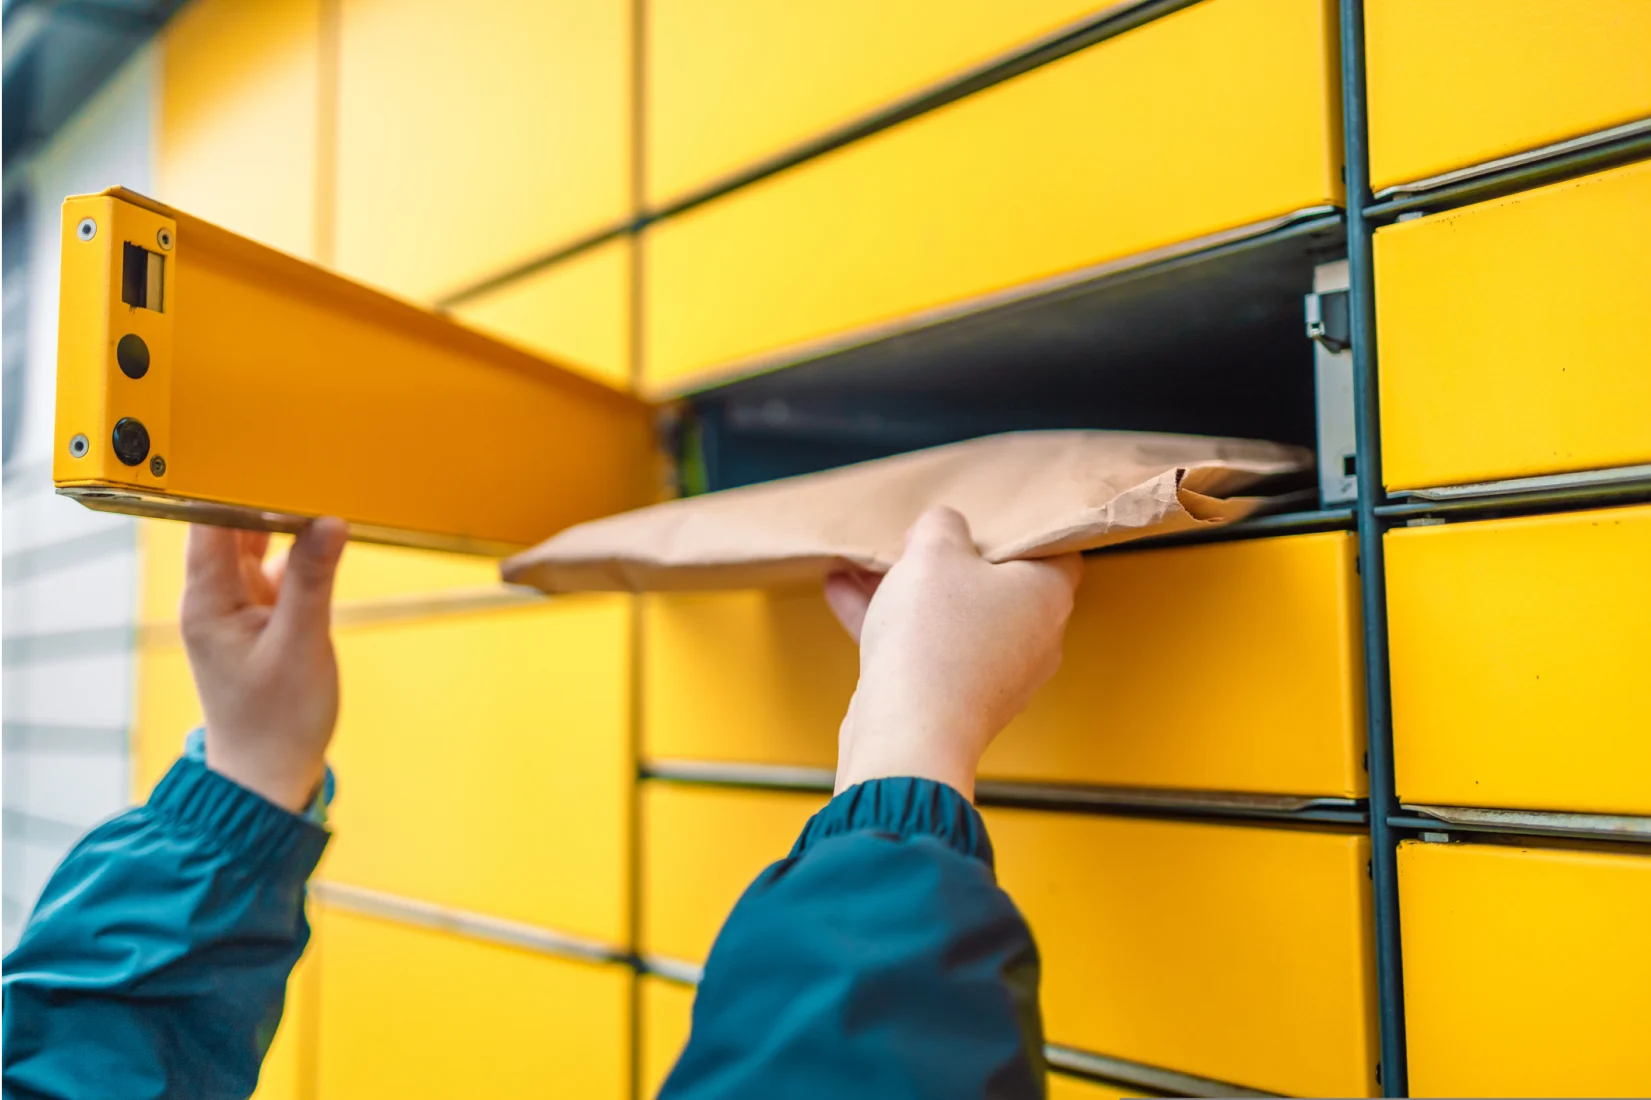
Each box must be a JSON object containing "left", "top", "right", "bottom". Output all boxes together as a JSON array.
[
  {"left": 69, "top": 433, "right": 90, "bottom": 457},
  {"left": 156, "top": 227, "right": 174, "bottom": 251},
  {"left": 77, "top": 218, "right": 97, "bottom": 241},
  {"left": 150, "top": 454, "right": 167, "bottom": 477}
]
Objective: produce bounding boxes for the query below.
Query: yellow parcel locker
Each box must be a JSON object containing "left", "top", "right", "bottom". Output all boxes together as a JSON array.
[
  {"left": 132, "top": 643, "right": 201, "bottom": 799},
  {"left": 159, "top": 0, "right": 324, "bottom": 259},
  {"left": 320, "top": 599, "right": 632, "bottom": 944},
  {"left": 315, "top": 907, "right": 631, "bottom": 1099},
  {"left": 987, "top": 809, "right": 1377, "bottom": 1097},
  {"left": 641, "top": 586, "right": 855, "bottom": 770},
  {"left": 1399, "top": 839, "right": 1651, "bottom": 1096},
  {"left": 643, "top": 0, "right": 1342, "bottom": 392},
  {"left": 1365, "top": 0, "right": 1651, "bottom": 193},
  {"left": 1387, "top": 505, "right": 1651, "bottom": 817},
  {"left": 450, "top": 239, "right": 632, "bottom": 388},
  {"left": 1376, "top": 159, "right": 1651, "bottom": 491},
  {"left": 988, "top": 532, "right": 1365, "bottom": 796},
  {"left": 335, "top": 0, "right": 631, "bottom": 303},
  {"left": 641, "top": 976, "right": 696, "bottom": 1097},
  {"left": 640, "top": 783, "right": 825, "bottom": 964},
  {"left": 646, "top": 0, "right": 1105, "bottom": 203},
  {"left": 644, "top": 534, "right": 1366, "bottom": 798}
]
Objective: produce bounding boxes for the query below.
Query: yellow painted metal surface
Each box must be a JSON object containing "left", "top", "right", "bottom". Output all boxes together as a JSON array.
[
  {"left": 53, "top": 190, "right": 654, "bottom": 554},
  {"left": 249, "top": 933, "right": 319, "bottom": 1100},
  {"left": 642, "top": 0, "right": 1342, "bottom": 392},
  {"left": 1376, "top": 160, "right": 1651, "bottom": 490},
  {"left": 640, "top": 783, "right": 825, "bottom": 963},
  {"left": 321, "top": 599, "right": 632, "bottom": 943},
  {"left": 159, "top": 0, "right": 323, "bottom": 259},
  {"left": 335, "top": 0, "right": 630, "bottom": 303},
  {"left": 989, "top": 532, "right": 1366, "bottom": 796},
  {"left": 641, "top": 976, "right": 695, "bottom": 1098},
  {"left": 451, "top": 239, "right": 632, "bottom": 388},
  {"left": 987, "top": 809, "right": 1376, "bottom": 1096},
  {"left": 641, "top": 587, "right": 853, "bottom": 769},
  {"left": 643, "top": 535, "right": 1364, "bottom": 797},
  {"left": 131, "top": 644, "right": 200, "bottom": 800},
  {"left": 1365, "top": 0, "right": 1651, "bottom": 193},
  {"left": 645, "top": 0, "right": 1105, "bottom": 204},
  {"left": 1387, "top": 505, "right": 1651, "bottom": 816},
  {"left": 1399, "top": 840, "right": 1651, "bottom": 1096},
  {"left": 314, "top": 907, "right": 630, "bottom": 1099}
]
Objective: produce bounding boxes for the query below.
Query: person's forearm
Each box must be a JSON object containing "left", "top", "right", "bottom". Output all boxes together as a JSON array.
[
  {"left": 661, "top": 777, "right": 1045, "bottom": 1099},
  {"left": 2, "top": 758, "right": 327, "bottom": 1100}
]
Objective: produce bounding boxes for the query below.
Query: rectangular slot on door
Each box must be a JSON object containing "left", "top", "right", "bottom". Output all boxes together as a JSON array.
[{"left": 121, "top": 242, "right": 164, "bottom": 312}]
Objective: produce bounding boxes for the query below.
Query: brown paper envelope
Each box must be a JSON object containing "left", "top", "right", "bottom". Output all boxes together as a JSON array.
[{"left": 501, "top": 430, "right": 1313, "bottom": 593}]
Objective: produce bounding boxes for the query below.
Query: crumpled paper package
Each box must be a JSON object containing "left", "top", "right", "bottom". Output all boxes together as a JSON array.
[{"left": 502, "top": 430, "right": 1313, "bottom": 593}]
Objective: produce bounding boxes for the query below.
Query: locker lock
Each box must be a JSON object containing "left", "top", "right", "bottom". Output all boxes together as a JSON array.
[
  {"left": 1305, "top": 289, "right": 1350, "bottom": 353},
  {"left": 112, "top": 417, "right": 151, "bottom": 467}
]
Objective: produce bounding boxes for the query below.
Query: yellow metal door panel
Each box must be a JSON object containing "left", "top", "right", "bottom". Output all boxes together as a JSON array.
[
  {"left": 159, "top": 0, "right": 322, "bottom": 259},
  {"left": 646, "top": 0, "right": 1106, "bottom": 204},
  {"left": 643, "top": 535, "right": 1364, "bottom": 797},
  {"left": 1365, "top": 0, "right": 1651, "bottom": 193},
  {"left": 987, "top": 809, "right": 1376, "bottom": 1096},
  {"left": 643, "top": 0, "right": 1342, "bottom": 392},
  {"left": 321, "top": 599, "right": 632, "bottom": 943},
  {"left": 641, "top": 588, "right": 853, "bottom": 768},
  {"left": 1399, "top": 840, "right": 1651, "bottom": 1096},
  {"left": 1376, "top": 160, "right": 1651, "bottom": 490},
  {"left": 132, "top": 644, "right": 200, "bottom": 800},
  {"left": 249, "top": 934, "right": 319, "bottom": 1100},
  {"left": 641, "top": 976, "right": 695, "bottom": 1098},
  {"left": 54, "top": 190, "right": 655, "bottom": 554},
  {"left": 989, "top": 532, "right": 1365, "bottom": 796},
  {"left": 1387, "top": 505, "right": 1651, "bottom": 816},
  {"left": 315, "top": 907, "right": 630, "bottom": 1099},
  {"left": 640, "top": 783, "right": 825, "bottom": 963},
  {"left": 335, "top": 0, "right": 630, "bottom": 303},
  {"left": 452, "top": 239, "right": 631, "bottom": 388}
]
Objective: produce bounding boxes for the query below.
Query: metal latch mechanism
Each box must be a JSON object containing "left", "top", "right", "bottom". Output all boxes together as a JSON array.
[{"left": 1305, "top": 288, "right": 1349, "bottom": 353}]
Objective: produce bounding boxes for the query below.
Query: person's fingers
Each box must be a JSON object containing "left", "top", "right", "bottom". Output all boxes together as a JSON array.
[
  {"left": 824, "top": 569, "right": 881, "bottom": 643},
  {"left": 183, "top": 524, "right": 251, "bottom": 620},
  {"left": 1037, "top": 551, "right": 1085, "bottom": 593},
  {"left": 269, "top": 518, "right": 347, "bottom": 640},
  {"left": 238, "top": 531, "right": 278, "bottom": 605},
  {"left": 260, "top": 546, "right": 290, "bottom": 602},
  {"left": 901, "top": 506, "right": 977, "bottom": 559}
]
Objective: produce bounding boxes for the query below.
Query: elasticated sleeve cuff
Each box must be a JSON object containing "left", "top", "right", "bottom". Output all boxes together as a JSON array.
[
  {"left": 148, "top": 757, "right": 331, "bottom": 879},
  {"left": 789, "top": 776, "right": 995, "bottom": 870}
]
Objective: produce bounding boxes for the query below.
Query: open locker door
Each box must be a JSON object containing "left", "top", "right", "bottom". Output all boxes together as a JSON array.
[{"left": 53, "top": 188, "right": 658, "bottom": 556}]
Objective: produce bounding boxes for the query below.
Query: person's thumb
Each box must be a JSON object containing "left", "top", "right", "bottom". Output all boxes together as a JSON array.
[
  {"left": 901, "top": 506, "right": 978, "bottom": 559},
  {"left": 271, "top": 517, "right": 347, "bottom": 638}
]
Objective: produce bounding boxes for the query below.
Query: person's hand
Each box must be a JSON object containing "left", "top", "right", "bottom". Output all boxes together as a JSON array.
[
  {"left": 180, "top": 519, "right": 348, "bottom": 812},
  {"left": 823, "top": 507, "right": 1082, "bottom": 802}
]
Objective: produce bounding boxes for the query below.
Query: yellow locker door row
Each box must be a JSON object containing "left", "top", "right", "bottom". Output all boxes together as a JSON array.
[
  {"left": 639, "top": 782, "right": 1378, "bottom": 1097},
  {"left": 645, "top": 531, "right": 1368, "bottom": 800},
  {"left": 135, "top": 593, "right": 637, "bottom": 945}
]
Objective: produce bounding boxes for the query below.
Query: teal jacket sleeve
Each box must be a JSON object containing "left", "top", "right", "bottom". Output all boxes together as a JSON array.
[
  {"left": 661, "top": 777, "right": 1046, "bottom": 1100},
  {"left": 2, "top": 758, "right": 329, "bottom": 1100}
]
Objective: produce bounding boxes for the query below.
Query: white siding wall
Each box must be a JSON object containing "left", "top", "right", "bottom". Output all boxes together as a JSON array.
[{"left": 2, "top": 48, "right": 156, "bottom": 950}]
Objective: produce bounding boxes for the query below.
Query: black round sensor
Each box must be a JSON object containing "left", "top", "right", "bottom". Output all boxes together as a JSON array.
[
  {"left": 112, "top": 418, "right": 150, "bottom": 467},
  {"left": 116, "top": 334, "right": 150, "bottom": 379}
]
